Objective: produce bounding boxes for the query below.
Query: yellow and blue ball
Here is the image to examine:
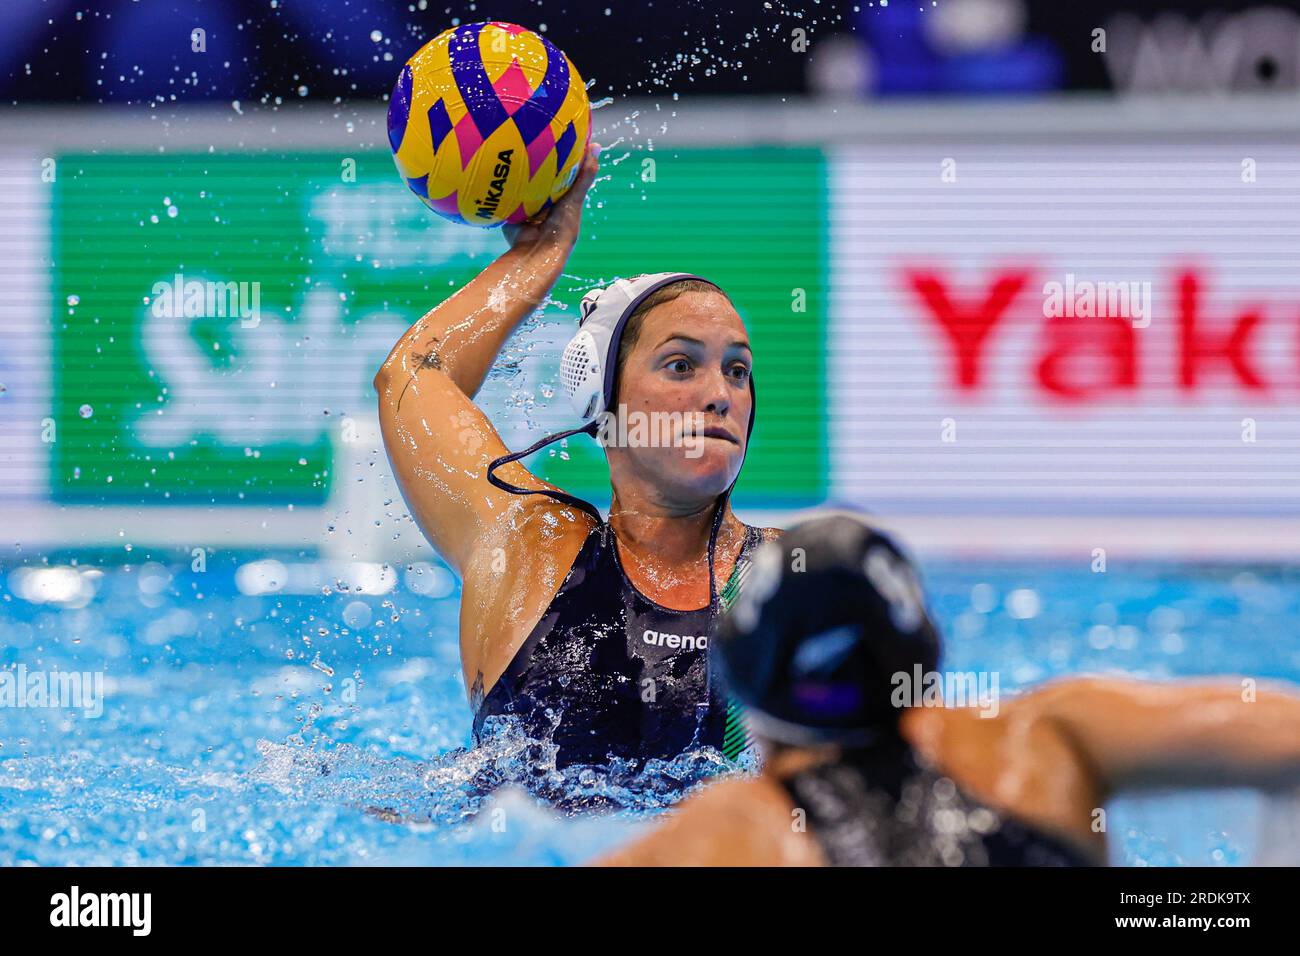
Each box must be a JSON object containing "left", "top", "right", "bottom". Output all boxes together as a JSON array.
[{"left": 387, "top": 21, "right": 592, "bottom": 227}]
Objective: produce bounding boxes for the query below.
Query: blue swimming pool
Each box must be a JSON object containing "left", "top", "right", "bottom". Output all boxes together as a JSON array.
[{"left": 2, "top": 552, "right": 1297, "bottom": 866}]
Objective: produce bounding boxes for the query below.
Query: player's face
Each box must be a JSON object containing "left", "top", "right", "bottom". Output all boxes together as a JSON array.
[{"left": 605, "top": 291, "right": 752, "bottom": 503}]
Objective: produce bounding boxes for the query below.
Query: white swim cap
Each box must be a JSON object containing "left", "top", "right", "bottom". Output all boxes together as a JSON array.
[{"left": 559, "top": 272, "right": 719, "bottom": 420}]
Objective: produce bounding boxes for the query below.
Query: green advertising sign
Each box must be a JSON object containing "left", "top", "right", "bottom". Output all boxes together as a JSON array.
[{"left": 52, "top": 148, "right": 826, "bottom": 506}]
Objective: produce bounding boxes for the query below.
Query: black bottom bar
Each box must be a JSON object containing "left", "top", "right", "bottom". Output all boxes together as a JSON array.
[{"left": 0, "top": 866, "right": 1280, "bottom": 940}]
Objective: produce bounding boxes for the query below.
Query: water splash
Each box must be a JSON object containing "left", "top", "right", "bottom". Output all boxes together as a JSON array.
[{"left": 249, "top": 714, "right": 739, "bottom": 826}]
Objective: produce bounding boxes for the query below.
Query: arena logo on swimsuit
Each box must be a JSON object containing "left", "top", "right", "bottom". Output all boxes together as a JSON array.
[
  {"left": 642, "top": 629, "right": 708, "bottom": 651},
  {"left": 474, "top": 149, "right": 513, "bottom": 220}
]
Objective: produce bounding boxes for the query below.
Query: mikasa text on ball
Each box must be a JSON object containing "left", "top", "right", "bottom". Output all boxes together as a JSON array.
[{"left": 387, "top": 21, "right": 592, "bottom": 227}]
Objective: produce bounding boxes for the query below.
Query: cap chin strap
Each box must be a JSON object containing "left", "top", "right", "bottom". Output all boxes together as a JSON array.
[
  {"left": 485, "top": 421, "right": 604, "bottom": 524},
  {"left": 486, "top": 424, "right": 737, "bottom": 605},
  {"left": 705, "top": 482, "right": 736, "bottom": 609}
]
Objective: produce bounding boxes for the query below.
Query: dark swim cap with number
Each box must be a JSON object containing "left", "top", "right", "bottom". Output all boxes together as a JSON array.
[{"left": 715, "top": 510, "right": 942, "bottom": 747}]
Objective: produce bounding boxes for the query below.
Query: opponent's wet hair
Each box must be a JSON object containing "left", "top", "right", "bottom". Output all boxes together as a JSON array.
[{"left": 715, "top": 510, "right": 943, "bottom": 747}]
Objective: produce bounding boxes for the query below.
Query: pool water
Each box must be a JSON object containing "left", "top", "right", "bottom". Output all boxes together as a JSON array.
[{"left": 2, "top": 552, "right": 1298, "bottom": 866}]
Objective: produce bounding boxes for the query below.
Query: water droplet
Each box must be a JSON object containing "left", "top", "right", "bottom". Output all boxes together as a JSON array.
[
  {"left": 343, "top": 601, "right": 372, "bottom": 629},
  {"left": 66, "top": 294, "right": 80, "bottom": 306},
  {"left": 78, "top": 404, "right": 94, "bottom": 419}
]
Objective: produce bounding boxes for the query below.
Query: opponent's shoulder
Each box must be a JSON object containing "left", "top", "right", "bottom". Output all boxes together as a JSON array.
[
  {"left": 906, "top": 680, "right": 1076, "bottom": 741},
  {"left": 595, "top": 775, "right": 823, "bottom": 867},
  {"left": 901, "top": 693, "right": 1067, "bottom": 782},
  {"left": 906, "top": 684, "right": 1118, "bottom": 813}
]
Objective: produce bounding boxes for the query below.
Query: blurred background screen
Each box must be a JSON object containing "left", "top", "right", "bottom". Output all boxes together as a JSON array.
[
  {"left": 2, "top": 0, "right": 1299, "bottom": 868},
  {"left": 5, "top": 0, "right": 1300, "bottom": 560}
]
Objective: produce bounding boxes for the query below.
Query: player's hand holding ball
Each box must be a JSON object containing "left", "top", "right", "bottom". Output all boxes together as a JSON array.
[
  {"left": 502, "top": 141, "right": 601, "bottom": 253},
  {"left": 388, "top": 20, "right": 594, "bottom": 236}
]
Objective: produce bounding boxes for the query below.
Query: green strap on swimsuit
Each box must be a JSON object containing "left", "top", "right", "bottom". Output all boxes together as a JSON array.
[{"left": 718, "top": 553, "right": 755, "bottom": 761}]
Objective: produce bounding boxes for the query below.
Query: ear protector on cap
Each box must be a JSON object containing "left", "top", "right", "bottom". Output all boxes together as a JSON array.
[{"left": 559, "top": 272, "right": 714, "bottom": 421}]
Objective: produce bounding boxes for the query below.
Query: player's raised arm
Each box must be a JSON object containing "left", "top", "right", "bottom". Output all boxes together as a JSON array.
[{"left": 373, "top": 145, "right": 601, "bottom": 573}]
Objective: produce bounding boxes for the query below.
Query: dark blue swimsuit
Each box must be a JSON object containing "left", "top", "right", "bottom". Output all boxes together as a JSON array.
[
  {"left": 473, "top": 520, "right": 762, "bottom": 768},
  {"left": 785, "top": 745, "right": 1097, "bottom": 867}
]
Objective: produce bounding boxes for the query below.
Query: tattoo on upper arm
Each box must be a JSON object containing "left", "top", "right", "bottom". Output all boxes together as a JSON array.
[{"left": 396, "top": 337, "right": 443, "bottom": 411}]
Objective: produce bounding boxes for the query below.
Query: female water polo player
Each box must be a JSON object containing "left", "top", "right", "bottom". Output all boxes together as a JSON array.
[
  {"left": 374, "top": 143, "right": 774, "bottom": 768},
  {"left": 599, "top": 512, "right": 1300, "bottom": 865}
]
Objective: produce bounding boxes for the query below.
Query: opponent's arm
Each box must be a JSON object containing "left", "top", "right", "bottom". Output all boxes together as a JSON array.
[
  {"left": 1039, "top": 676, "right": 1300, "bottom": 794},
  {"left": 373, "top": 145, "right": 601, "bottom": 573}
]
